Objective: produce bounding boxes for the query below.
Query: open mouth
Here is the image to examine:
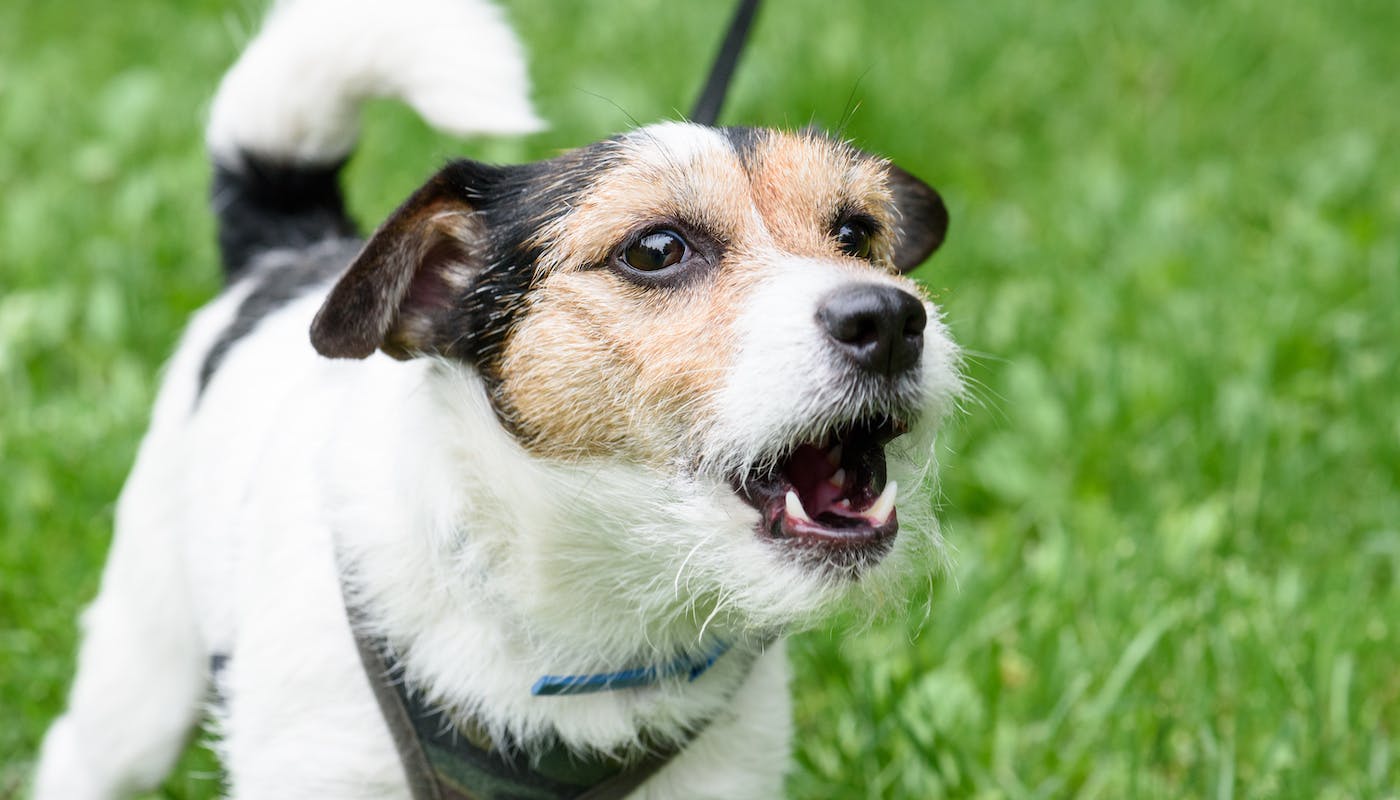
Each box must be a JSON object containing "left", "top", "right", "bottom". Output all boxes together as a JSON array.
[{"left": 731, "top": 416, "right": 906, "bottom": 567}]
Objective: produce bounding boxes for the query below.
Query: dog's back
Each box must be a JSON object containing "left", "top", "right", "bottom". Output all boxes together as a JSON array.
[{"left": 33, "top": 2, "right": 540, "bottom": 797}]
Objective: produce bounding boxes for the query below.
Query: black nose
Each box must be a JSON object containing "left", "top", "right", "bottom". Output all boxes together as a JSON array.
[{"left": 817, "top": 284, "right": 927, "bottom": 377}]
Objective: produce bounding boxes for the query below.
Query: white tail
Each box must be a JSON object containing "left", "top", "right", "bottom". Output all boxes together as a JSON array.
[{"left": 207, "top": 0, "right": 544, "bottom": 166}]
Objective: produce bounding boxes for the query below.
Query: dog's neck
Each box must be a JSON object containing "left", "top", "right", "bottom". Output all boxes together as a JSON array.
[{"left": 325, "top": 360, "right": 773, "bottom": 752}]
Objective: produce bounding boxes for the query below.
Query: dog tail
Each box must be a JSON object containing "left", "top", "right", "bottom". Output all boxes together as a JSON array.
[{"left": 205, "top": 0, "right": 543, "bottom": 281}]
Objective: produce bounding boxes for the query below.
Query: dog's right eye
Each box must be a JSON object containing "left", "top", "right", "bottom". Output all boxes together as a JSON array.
[
  {"left": 835, "top": 218, "right": 874, "bottom": 260},
  {"left": 620, "top": 229, "right": 688, "bottom": 273}
]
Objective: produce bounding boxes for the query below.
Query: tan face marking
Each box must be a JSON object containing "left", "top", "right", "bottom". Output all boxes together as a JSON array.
[
  {"left": 529, "top": 127, "right": 761, "bottom": 275},
  {"left": 497, "top": 124, "right": 909, "bottom": 466},
  {"left": 741, "top": 132, "right": 897, "bottom": 263}
]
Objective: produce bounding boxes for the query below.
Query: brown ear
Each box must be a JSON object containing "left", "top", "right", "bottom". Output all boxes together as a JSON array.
[
  {"left": 887, "top": 163, "right": 949, "bottom": 273},
  {"left": 310, "top": 163, "right": 495, "bottom": 360}
]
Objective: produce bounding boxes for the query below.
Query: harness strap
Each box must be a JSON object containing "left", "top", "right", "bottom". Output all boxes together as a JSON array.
[
  {"left": 347, "top": 613, "right": 443, "bottom": 800},
  {"left": 342, "top": 584, "right": 707, "bottom": 799},
  {"left": 574, "top": 749, "right": 679, "bottom": 800}
]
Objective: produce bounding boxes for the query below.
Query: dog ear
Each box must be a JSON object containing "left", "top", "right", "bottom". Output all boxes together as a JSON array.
[
  {"left": 886, "top": 163, "right": 949, "bottom": 273},
  {"left": 311, "top": 161, "right": 503, "bottom": 360}
]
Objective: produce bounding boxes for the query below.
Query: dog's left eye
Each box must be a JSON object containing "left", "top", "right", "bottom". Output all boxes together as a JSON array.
[
  {"left": 621, "top": 229, "right": 688, "bottom": 272},
  {"left": 835, "top": 219, "right": 874, "bottom": 260}
]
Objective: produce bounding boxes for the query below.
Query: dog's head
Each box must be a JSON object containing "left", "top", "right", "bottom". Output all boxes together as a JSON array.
[{"left": 312, "top": 123, "right": 960, "bottom": 644}]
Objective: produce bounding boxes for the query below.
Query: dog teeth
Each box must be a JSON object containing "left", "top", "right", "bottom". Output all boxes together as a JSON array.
[
  {"left": 785, "top": 490, "right": 813, "bottom": 522},
  {"left": 828, "top": 469, "right": 846, "bottom": 490},
  {"left": 866, "top": 481, "right": 898, "bottom": 525},
  {"left": 826, "top": 444, "right": 842, "bottom": 466}
]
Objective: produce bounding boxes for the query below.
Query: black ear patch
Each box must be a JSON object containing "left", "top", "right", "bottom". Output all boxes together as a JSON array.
[
  {"left": 886, "top": 163, "right": 949, "bottom": 273},
  {"left": 311, "top": 163, "right": 497, "bottom": 360}
]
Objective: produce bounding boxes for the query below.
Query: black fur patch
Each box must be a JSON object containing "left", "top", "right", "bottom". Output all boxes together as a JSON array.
[
  {"left": 198, "top": 238, "right": 362, "bottom": 397},
  {"left": 212, "top": 153, "right": 357, "bottom": 281},
  {"left": 885, "top": 163, "right": 949, "bottom": 271},
  {"left": 430, "top": 146, "right": 617, "bottom": 382},
  {"left": 721, "top": 125, "right": 768, "bottom": 172}
]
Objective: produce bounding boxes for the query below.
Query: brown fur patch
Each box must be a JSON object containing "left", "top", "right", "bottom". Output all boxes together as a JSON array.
[
  {"left": 529, "top": 129, "right": 758, "bottom": 275},
  {"left": 742, "top": 132, "right": 897, "bottom": 265},
  {"left": 500, "top": 264, "right": 761, "bottom": 463}
]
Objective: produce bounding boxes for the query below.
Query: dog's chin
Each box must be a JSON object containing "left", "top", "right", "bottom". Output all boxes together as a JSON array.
[
  {"left": 705, "top": 460, "right": 941, "bottom": 639},
  {"left": 701, "top": 411, "right": 945, "bottom": 634}
]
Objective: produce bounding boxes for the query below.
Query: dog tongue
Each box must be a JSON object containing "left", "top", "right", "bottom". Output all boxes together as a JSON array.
[{"left": 784, "top": 444, "right": 847, "bottom": 516}]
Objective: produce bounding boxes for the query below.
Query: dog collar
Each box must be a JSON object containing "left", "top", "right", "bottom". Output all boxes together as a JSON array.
[
  {"left": 343, "top": 608, "right": 732, "bottom": 800},
  {"left": 530, "top": 640, "right": 731, "bottom": 696}
]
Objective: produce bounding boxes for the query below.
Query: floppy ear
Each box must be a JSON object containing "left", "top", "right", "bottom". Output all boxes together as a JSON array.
[
  {"left": 886, "top": 163, "right": 950, "bottom": 273},
  {"left": 311, "top": 161, "right": 500, "bottom": 360}
]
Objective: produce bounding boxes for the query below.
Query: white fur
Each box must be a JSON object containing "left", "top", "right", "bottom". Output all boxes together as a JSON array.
[
  {"left": 35, "top": 3, "right": 959, "bottom": 797},
  {"left": 207, "top": 0, "right": 542, "bottom": 164},
  {"left": 622, "top": 122, "right": 735, "bottom": 169}
]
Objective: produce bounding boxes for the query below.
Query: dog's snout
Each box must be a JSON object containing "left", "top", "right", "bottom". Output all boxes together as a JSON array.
[{"left": 817, "top": 284, "right": 926, "bottom": 377}]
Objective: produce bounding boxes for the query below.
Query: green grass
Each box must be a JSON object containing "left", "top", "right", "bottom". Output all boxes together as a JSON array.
[{"left": 3, "top": 0, "right": 1398, "bottom": 797}]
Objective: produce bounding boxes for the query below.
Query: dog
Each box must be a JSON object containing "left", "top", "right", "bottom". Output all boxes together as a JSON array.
[{"left": 33, "top": 0, "right": 961, "bottom": 797}]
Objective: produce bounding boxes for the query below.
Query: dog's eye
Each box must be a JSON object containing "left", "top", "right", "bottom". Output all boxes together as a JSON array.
[
  {"left": 835, "top": 219, "right": 873, "bottom": 260},
  {"left": 621, "top": 230, "right": 687, "bottom": 272}
]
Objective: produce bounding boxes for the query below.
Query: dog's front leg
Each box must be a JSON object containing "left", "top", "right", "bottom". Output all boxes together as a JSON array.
[
  {"left": 213, "top": 509, "right": 407, "bottom": 799},
  {"left": 33, "top": 442, "right": 208, "bottom": 800},
  {"left": 218, "top": 658, "right": 406, "bottom": 800}
]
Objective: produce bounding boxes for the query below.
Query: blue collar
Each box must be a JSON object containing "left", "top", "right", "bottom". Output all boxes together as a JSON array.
[{"left": 531, "top": 640, "right": 732, "bottom": 696}]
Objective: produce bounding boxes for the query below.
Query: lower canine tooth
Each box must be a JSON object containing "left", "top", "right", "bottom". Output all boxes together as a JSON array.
[
  {"left": 785, "top": 490, "right": 813, "bottom": 522},
  {"left": 866, "top": 481, "right": 898, "bottom": 525}
]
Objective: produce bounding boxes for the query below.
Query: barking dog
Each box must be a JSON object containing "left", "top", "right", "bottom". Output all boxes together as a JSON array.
[{"left": 34, "top": 0, "right": 961, "bottom": 797}]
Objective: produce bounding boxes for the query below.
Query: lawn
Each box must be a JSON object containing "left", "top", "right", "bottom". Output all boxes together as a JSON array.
[{"left": 2, "top": 0, "right": 1398, "bottom": 797}]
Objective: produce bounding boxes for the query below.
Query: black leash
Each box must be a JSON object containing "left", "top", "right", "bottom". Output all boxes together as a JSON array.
[{"left": 690, "top": 0, "right": 763, "bottom": 126}]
